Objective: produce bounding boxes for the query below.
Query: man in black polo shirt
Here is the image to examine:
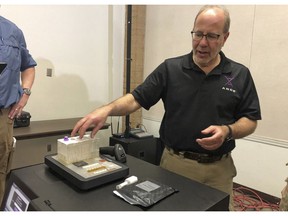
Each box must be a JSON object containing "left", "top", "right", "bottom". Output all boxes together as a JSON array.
[{"left": 72, "top": 5, "right": 261, "bottom": 210}]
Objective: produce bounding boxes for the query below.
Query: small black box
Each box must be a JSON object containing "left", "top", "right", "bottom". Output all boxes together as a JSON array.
[
  {"left": 14, "top": 111, "right": 31, "bottom": 128},
  {"left": 109, "top": 137, "right": 164, "bottom": 165}
]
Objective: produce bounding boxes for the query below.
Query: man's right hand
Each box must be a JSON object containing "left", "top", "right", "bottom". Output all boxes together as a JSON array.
[
  {"left": 71, "top": 107, "right": 109, "bottom": 139},
  {"left": 71, "top": 94, "right": 141, "bottom": 139}
]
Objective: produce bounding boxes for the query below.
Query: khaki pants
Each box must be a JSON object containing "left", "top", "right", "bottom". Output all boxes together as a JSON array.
[
  {"left": 0, "top": 108, "right": 14, "bottom": 206},
  {"left": 160, "top": 148, "right": 237, "bottom": 211}
]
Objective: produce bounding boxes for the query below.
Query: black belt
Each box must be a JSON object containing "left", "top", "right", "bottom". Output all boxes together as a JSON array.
[{"left": 165, "top": 146, "right": 229, "bottom": 163}]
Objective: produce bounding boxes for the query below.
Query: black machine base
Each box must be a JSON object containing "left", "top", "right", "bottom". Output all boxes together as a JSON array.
[{"left": 45, "top": 154, "right": 129, "bottom": 190}]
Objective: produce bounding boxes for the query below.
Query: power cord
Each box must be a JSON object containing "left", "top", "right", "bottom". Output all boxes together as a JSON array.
[
  {"left": 233, "top": 186, "right": 280, "bottom": 211},
  {"left": 136, "top": 123, "right": 148, "bottom": 132}
]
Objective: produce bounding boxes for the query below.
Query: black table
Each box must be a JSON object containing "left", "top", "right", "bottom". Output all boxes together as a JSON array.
[
  {"left": 2, "top": 155, "right": 229, "bottom": 211},
  {"left": 14, "top": 117, "right": 110, "bottom": 140}
]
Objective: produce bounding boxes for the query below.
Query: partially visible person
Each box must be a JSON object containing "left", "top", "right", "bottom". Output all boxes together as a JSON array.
[
  {"left": 71, "top": 5, "right": 261, "bottom": 210},
  {"left": 279, "top": 165, "right": 288, "bottom": 211},
  {"left": 0, "top": 15, "right": 37, "bottom": 205}
]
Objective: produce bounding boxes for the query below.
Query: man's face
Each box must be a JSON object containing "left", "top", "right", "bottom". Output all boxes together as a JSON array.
[{"left": 192, "top": 8, "right": 229, "bottom": 68}]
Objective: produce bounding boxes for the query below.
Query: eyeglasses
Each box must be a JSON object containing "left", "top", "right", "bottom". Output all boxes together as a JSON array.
[{"left": 191, "top": 31, "right": 221, "bottom": 42}]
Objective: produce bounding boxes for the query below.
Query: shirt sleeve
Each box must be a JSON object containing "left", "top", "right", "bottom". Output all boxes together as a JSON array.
[
  {"left": 132, "top": 62, "right": 167, "bottom": 110},
  {"left": 235, "top": 69, "right": 262, "bottom": 121},
  {"left": 17, "top": 28, "right": 37, "bottom": 71}
]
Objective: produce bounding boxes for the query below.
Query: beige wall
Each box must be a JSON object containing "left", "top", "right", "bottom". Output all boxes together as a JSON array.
[{"left": 1, "top": 5, "right": 125, "bottom": 122}]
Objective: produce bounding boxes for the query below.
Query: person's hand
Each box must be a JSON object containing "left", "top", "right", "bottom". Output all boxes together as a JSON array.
[
  {"left": 196, "top": 125, "right": 228, "bottom": 151},
  {"left": 8, "top": 95, "right": 28, "bottom": 119},
  {"left": 71, "top": 107, "right": 109, "bottom": 139}
]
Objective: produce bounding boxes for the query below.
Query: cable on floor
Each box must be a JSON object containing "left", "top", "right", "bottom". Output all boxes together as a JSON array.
[{"left": 233, "top": 186, "right": 280, "bottom": 211}]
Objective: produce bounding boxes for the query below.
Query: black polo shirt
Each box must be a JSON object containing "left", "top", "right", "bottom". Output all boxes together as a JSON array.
[{"left": 132, "top": 51, "right": 261, "bottom": 155}]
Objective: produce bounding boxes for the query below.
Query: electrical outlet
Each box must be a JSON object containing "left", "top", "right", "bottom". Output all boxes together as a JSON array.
[{"left": 46, "top": 68, "right": 52, "bottom": 77}]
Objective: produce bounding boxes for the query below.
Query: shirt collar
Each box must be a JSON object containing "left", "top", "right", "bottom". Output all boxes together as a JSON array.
[{"left": 183, "top": 51, "right": 233, "bottom": 75}]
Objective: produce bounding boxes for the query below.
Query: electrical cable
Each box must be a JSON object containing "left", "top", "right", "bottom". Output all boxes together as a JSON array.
[
  {"left": 110, "top": 116, "right": 113, "bottom": 135},
  {"left": 233, "top": 186, "right": 280, "bottom": 211},
  {"left": 117, "top": 116, "right": 120, "bottom": 134},
  {"left": 136, "top": 123, "right": 148, "bottom": 132}
]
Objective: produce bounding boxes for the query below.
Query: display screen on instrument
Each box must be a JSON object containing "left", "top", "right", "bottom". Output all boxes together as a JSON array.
[{"left": 3, "top": 183, "right": 30, "bottom": 211}]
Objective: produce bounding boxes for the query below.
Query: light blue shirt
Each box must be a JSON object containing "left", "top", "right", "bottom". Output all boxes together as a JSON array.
[{"left": 0, "top": 16, "right": 37, "bottom": 108}]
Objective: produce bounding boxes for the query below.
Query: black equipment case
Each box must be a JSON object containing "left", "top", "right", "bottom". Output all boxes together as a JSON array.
[{"left": 13, "top": 111, "right": 31, "bottom": 128}]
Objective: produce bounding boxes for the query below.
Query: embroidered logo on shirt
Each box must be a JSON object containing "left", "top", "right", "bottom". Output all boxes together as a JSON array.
[{"left": 222, "top": 76, "right": 236, "bottom": 93}]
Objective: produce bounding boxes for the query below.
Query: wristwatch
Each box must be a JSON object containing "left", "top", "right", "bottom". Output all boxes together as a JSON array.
[
  {"left": 224, "top": 125, "right": 233, "bottom": 142},
  {"left": 23, "top": 88, "right": 31, "bottom": 96}
]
